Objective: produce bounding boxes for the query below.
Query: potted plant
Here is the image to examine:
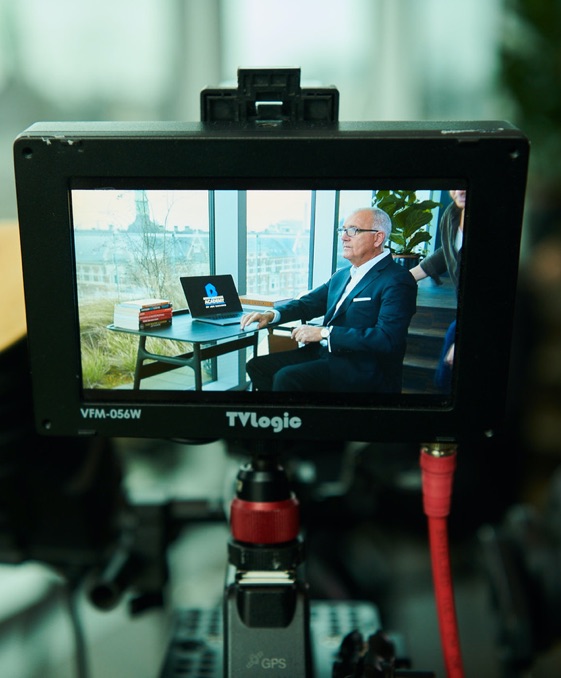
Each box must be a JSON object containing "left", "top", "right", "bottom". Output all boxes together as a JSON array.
[{"left": 373, "top": 190, "right": 441, "bottom": 269}]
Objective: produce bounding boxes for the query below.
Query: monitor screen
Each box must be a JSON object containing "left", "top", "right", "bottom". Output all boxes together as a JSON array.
[{"left": 14, "top": 121, "right": 529, "bottom": 443}]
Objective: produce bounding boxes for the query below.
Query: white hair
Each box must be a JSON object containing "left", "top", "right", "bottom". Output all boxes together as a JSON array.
[{"left": 348, "top": 207, "right": 391, "bottom": 245}]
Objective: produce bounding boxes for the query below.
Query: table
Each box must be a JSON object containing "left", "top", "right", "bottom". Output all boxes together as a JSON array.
[
  {"left": 0, "top": 223, "right": 27, "bottom": 353},
  {"left": 108, "top": 310, "right": 260, "bottom": 390}
]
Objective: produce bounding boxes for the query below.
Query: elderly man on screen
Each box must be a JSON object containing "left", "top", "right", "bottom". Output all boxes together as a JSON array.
[{"left": 240, "top": 207, "right": 417, "bottom": 392}]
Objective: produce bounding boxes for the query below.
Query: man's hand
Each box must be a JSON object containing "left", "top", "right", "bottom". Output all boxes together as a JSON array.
[
  {"left": 291, "top": 324, "right": 323, "bottom": 344},
  {"left": 240, "top": 310, "right": 275, "bottom": 330}
]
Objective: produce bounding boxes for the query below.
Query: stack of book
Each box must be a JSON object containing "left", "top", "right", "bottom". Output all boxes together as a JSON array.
[{"left": 113, "top": 298, "right": 173, "bottom": 330}]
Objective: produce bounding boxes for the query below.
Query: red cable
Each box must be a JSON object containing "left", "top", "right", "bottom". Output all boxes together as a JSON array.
[{"left": 420, "top": 446, "right": 465, "bottom": 678}]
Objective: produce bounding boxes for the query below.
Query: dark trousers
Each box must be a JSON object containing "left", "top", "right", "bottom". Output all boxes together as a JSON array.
[
  {"left": 247, "top": 344, "right": 331, "bottom": 391},
  {"left": 435, "top": 320, "right": 456, "bottom": 392}
]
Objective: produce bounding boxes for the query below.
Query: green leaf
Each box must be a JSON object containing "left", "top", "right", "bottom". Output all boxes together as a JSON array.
[
  {"left": 403, "top": 210, "right": 432, "bottom": 237},
  {"left": 407, "top": 231, "right": 433, "bottom": 250},
  {"left": 389, "top": 232, "right": 406, "bottom": 248}
]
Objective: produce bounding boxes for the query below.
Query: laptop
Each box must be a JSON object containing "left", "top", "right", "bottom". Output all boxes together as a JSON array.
[{"left": 180, "top": 274, "right": 246, "bottom": 325}]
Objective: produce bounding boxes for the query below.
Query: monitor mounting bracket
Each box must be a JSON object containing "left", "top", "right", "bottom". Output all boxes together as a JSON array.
[{"left": 201, "top": 67, "right": 339, "bottom": 124}]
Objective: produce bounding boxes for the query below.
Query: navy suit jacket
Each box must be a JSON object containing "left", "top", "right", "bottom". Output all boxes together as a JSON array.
[{"left": 276, "top": 254, "right": 417, "bottom": 392}]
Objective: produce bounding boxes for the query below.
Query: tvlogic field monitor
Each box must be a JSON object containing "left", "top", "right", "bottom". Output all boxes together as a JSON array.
[{"left": 13, "top": 120, "right": 529, "bottom": 443}]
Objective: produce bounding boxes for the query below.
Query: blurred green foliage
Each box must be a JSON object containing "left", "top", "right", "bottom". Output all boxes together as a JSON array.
[{"left": 501, "top": 0, "right": 561, "bottom": 190}]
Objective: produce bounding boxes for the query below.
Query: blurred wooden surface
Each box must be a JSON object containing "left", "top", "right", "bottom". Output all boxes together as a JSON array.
[{"left": 0, "top": 222, "right": 26, "bottom": 352}]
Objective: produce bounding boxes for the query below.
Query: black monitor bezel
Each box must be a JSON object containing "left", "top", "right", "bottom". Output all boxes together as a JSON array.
[{"left": 13, "top": 121, "right": 529, "bottom": 443}]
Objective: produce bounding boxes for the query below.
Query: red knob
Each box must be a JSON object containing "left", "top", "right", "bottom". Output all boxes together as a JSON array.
[{"left": 230, "top": 496, "right": 300, "bottom": 544}]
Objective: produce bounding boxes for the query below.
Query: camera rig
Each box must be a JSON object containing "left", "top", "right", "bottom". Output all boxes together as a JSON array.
[
  {"left": 159, "top": 71, "right": 443, "bottom": 677},
  {"left": 158, "top": 441, "right": 437, "bottom": 678},
  {"left": 10, "top": 68, "right": 531, "bottom": 676}
]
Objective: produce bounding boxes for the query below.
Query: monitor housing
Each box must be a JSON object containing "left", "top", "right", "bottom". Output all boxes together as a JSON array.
[{"left": 14, "top": 120, "right": 529, "bottom": 443}]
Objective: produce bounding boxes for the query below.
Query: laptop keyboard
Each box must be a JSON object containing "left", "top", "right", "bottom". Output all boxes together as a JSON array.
[{"left": 212, "top": 312, "right": 242, "bottom": 319}]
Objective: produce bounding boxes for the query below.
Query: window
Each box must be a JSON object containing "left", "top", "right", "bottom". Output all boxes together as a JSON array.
[
  {"left": 245, "top": 191, "right": 312, "bottom": 298},
  {"left": 72, "top": 189, "right": 210, "bottom": 308}
]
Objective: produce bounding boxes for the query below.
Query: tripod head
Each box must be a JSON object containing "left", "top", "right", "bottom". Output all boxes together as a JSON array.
[{"left": 229, "top": 447, "right": 303, "bottom": 572}]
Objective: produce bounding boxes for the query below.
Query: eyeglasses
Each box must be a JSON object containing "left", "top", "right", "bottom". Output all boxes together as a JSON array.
[{"left": 338, "top": 227, "right": 381, "bottom": 237}]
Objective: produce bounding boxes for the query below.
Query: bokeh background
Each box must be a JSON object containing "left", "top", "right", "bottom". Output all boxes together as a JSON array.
[{"left": 2, "top": 1, "right": 561, "bottom": 677}]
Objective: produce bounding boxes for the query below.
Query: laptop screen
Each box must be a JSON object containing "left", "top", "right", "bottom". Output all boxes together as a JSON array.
[{"left": 181, "top": 275, "right": 243, "bottom": 319}]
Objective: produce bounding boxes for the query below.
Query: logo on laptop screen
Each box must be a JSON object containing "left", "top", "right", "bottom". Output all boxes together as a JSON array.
[{"left": 203, "top": 281, "right": 226, "bottom": 309}]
